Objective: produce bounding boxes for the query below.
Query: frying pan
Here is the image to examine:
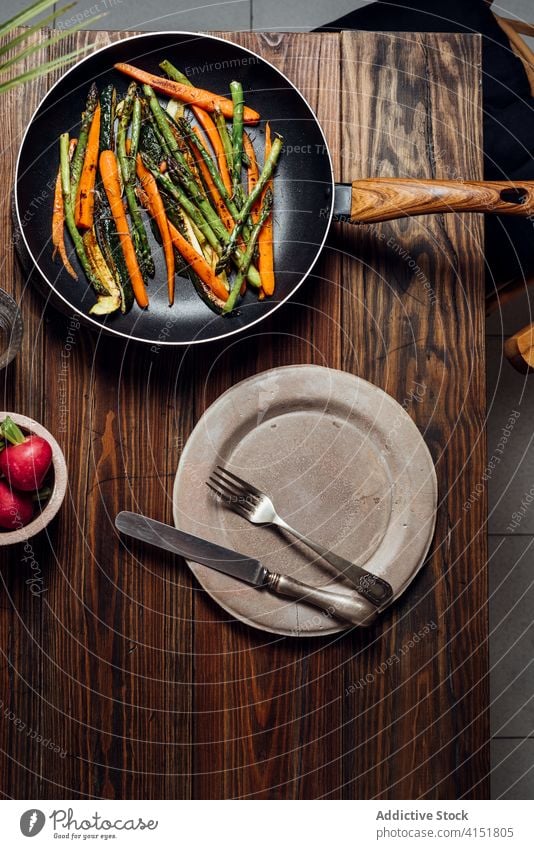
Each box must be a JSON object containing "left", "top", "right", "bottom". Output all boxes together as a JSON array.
[{"left": 14, "top": 31, "right": 534, "bottom": 346}]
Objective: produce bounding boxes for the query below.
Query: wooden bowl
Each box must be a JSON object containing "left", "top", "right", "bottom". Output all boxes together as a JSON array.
[{"left": 0, "top": 413, "right": 67, "bottom": 545}]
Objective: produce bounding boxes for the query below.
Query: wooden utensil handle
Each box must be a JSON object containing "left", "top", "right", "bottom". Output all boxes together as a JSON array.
[
  {"left": 349, "top": 178, "right": 534, "bottom": 223},
  {"left": 504, "top": 322, "right": 534, "bottom": 373}
]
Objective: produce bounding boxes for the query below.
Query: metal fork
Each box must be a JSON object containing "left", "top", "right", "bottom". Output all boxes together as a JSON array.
[{"left": 207, "top": 466, "right": 394, "bottom": 608}]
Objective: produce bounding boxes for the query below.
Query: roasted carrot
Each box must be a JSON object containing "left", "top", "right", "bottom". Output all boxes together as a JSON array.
[
  {"left": 52, "top": 138, "right": 77, "bottom": 279},
  {"left": 136, "top": 185, "right": 151, "bottom": 210},
  {"left": 135, "top": 152, "right": 175, "bottom": 306},
  {"left": 193, "top": 107, "right": 232, "bottom": 194},
  {"left": 74, "top": 103, "right": 101, "bottom": 230},
  {"left": 191, "top": 127, "right": 234, "bottom": 232},
  {"left": 258, "top": 122, "right": 275, "bottom": 296},
  {"left": 114, "top": 63, "right": 260, "bottom": 124},
  {"left": 99, "top": 149, "right": 149, "bottom": 309},
  {"left": 167, "top": 220, "right": 229, "bottom": 303}
]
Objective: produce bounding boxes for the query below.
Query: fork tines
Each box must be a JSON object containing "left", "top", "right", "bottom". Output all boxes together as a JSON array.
[
  {"left": 215, "top": 466, "right": 262, "bottom": 496},
  {"left": 206, "top": 466, "right": 259, "bottom": 517}
]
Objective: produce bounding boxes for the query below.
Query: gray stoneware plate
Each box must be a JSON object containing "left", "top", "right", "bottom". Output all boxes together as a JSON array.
[{"left": 173, "top": 365, "right": 437, "bottom": 636}]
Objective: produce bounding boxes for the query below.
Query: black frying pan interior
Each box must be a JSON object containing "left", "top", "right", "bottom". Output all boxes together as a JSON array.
[{"left": 15, "top": 32, "right": 333, "bottom": 345}]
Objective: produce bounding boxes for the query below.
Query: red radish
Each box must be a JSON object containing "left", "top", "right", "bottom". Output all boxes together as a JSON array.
[
  {"left": 0, "top": 480, "right": 34, "bottom": 529},
  {"left": 0, "top": 416, "right": 53, "bottom": 492}
]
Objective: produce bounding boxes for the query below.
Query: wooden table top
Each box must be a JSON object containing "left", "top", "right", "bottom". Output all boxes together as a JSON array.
[{"left": 0, "top": 29, "right": 488, "bottom": 799}]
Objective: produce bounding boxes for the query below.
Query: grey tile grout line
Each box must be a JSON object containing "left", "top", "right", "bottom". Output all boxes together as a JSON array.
[{"left": 488, "top": 533, "right": 534, "bottom": 537}]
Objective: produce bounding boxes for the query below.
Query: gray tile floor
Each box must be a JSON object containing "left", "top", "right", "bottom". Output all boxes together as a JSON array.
[{"left": 5, "top": 0, "right": 534, "bottom": 800}]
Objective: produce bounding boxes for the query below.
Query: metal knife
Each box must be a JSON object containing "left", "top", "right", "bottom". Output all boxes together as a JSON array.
[{"left": 115, "top": 511, "right": 374, "bottom": 626}]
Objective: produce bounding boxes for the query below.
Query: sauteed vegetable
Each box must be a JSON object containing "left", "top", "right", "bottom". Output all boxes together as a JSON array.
[{"left": 52, "top": 62, "right": 282, "bottom": 316}]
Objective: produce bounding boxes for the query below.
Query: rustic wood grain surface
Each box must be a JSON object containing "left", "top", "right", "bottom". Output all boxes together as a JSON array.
[{"left": 0, "top": 29, "right": 488, "bottom": 799}]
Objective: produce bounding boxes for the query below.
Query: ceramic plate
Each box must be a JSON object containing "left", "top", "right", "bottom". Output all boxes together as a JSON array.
[{"left": 173, "top": 366, "right": 437, "bottom": 636}]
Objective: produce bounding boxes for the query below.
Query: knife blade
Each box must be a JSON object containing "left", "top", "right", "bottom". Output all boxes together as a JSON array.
[
  {"left": 115, "top": 511, "right": 269, "bottom": 586},
  {"left": 115, "top": 511, "right": 376, "bottom": 627}
]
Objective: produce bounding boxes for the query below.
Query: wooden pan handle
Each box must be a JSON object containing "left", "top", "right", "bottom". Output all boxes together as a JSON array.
[
  {"left": 504, "top": 323, "right": 534, "bottom": 373},
  {"left": 349, "top": 178, "right": 534, "bottom": 223}
]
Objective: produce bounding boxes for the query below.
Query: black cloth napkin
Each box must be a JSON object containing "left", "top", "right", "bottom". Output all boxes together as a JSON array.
[{"left": 316, "top": 0, "right": 534, "bottom": 289}]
